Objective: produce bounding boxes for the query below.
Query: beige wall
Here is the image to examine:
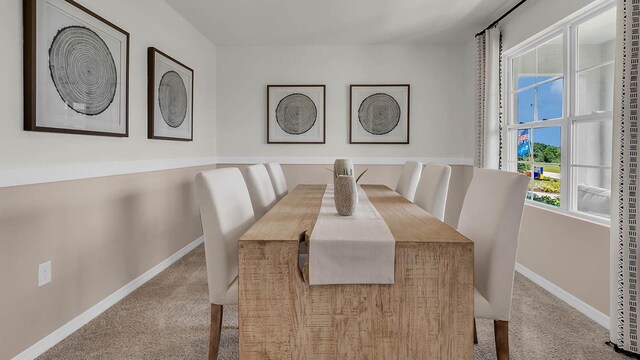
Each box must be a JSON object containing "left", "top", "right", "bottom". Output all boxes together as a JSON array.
[
  {"left": 516, "top": 205, "right": 610, "bottom": 314},
  {"left": 453, "top": 166, "right": 610, "bottom": 316},
  {"left": 0, "top": 162, "right": 468, "bottom": 359},
  {"left": 0, "top": 165, "right": 213, "bottom": 359},
  {"left": 217, "top": 163, "right": 473, "bottom": 228},
  {"left": 222, "top": 161, "right": 609, "bottom": 318},
  {"left": 449, "top": 164, "right": 609, "bottom": 315},
  {"left": 0, "top": 162, "right": 610, "bottom": 359}
]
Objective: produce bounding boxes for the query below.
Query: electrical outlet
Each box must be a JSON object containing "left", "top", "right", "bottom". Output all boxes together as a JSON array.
[{"left": 38, "top": 261, "right": 51, "bottom": 287}]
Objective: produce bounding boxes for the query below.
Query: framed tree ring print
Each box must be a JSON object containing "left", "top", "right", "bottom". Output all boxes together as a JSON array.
[
  {"left": 148, "top": 47, "right": 194, "bottom": 141},
  {"left": 23, "top": 0, "right": 129, "bottom": 137},
  {"left": 267, "top": 85, "right": 326, "bottom": 144},
  {"left": 350, "top": 84, "right": 410, "bottom": 144}
]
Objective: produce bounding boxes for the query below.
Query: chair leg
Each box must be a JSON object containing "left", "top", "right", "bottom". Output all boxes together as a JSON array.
[
  {"left": 494, "top": 320, "right": 509, "bottom": 360},
  {"left": 473, "top": 318, "right": 478, "bottom": 344},
  {"left": 209, "top": 304, "right": 223, "bottom": 360}
]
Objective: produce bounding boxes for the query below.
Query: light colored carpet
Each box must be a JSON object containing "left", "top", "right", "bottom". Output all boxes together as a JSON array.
[{"left": 38, "top": 245, "right": 626, "bottom": 360}]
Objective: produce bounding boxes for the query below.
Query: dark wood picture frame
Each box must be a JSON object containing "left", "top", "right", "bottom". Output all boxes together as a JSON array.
[
  {"left": 350, "top": 84, "right": 410, "bottom": 144},
  {"left": 23, "top": 0, "right": 130, "bottom": 137},
  {"left": 147, "top": 47, "right": 194, "bottom": 141},
  {"left": 267, "top": 85, "right": 326, "bottom": 144}
]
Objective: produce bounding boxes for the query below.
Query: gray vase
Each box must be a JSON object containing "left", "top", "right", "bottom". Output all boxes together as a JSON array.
[
  {"left": 333, "top": 159, "right": 354, "bottom": 177},
  {"left": 334, "top": 175, "right": 358, "bottom": 216}
]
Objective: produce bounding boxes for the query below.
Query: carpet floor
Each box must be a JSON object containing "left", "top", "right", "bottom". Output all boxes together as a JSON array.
[{"left": 38, "top": 245, "right": 626, "bottom": 360}]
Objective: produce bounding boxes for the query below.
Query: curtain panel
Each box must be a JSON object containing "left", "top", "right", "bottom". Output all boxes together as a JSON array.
[
  {"left": 474, "top": 27, "right": 503, "bottom": 169},
  {"left": 611, "top": 0, "right": 640, "bottom": 355}
]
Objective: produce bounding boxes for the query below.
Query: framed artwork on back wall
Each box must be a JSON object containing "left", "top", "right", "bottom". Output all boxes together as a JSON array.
[
  {"left": 350, "top": 84, "right": 410, "bottom": 144},
  {"left": 23, "top": 0, "right": 129, "bottom": 137},
  {"left": 267, "top": 85, "right": 326, "bottom": 144},
  {"left": 147, "top": 47, "right": 194, "bottom": 141}
]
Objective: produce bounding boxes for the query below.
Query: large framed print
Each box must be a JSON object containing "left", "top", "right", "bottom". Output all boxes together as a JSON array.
[
  {"left": 267, "top": 85, "right": 326, "bottom": 144},
  {"left": 350, "top": 84, "right": 410, "bottom": 144},
  {"left": 23, "top": 0, "right": 129, "bottom": 137},
  {"left": 148, "top": 48, "right": 194, "bottom": 141}
]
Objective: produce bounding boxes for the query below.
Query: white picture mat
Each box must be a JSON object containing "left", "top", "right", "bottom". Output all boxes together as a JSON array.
[
  {"left": 351, "top": 86, "right": 409, "bottom": 143},
  {"left": 36, "top": 0, "right": 127, "bottom": 134},
  {"left": 152, "top": 52, "right": 193, "bottom": 139},
  {"left": 268, "top": 87, "right": 324, "bottom": 143}
]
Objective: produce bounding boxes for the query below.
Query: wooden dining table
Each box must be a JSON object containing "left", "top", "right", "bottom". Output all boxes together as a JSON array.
[{"left": 238, "top": 184, "right": 474, "bottom": 359}]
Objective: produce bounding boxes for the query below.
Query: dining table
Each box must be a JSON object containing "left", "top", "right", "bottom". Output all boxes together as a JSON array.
[{"left": 238, "top": 184, "right": 474, "bottom": 359}]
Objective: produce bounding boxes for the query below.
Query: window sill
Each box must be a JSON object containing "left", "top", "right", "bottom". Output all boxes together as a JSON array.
[{"left": 524, "top": 200, "right": 611, "bottom": 227}]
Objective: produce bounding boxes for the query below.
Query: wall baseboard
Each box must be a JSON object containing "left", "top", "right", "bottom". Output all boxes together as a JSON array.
[
  {"left": 10, "top": 236, "right": 204, "bottom": 360},
  {"left": 515, "top": 263, "right": 609, "bottom": 328}
]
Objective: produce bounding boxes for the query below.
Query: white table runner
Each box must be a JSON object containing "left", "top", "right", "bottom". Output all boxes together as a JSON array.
[{"left": 308, "top": 185, "right": 395, "bottom": 285}]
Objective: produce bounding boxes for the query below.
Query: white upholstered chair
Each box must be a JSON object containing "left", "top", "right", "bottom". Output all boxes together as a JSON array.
[
  {"left": 395, "top": 161, "right": 422, "bottom": 201},
  {"left": 195, "top": 168, "right": 256, "bottom": 359},
  {"left": 265, "top": 162, "right": 288, "bottom": 200},
  {"left": 413, "top": 163, "right": 452, "bottom": 221},
  {"left": 244, "top": 164, "right": 278, "bottom": 220},
  {"left": 456, "top": 168, "right": 529, "bottom": 360}
]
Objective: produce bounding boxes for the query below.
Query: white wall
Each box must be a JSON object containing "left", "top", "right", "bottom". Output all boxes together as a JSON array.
[
  {"left": 216, "top": 45, "right": 475, "bottom": 162},
  {"left": 0, "top": 0, "right": 217, "bottom": 172},
  {"left": 501, "top": 0, "right": 597, "bottom": 50}
]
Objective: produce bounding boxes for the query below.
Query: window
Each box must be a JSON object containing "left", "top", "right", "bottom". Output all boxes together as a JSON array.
[{"left": 505, "top": 1, "right": 615, "bottom": 221}]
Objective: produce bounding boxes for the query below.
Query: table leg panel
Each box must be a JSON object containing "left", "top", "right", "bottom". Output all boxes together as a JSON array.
[{"left": 239, "top": 241, "right": 473, "bottom": 359}]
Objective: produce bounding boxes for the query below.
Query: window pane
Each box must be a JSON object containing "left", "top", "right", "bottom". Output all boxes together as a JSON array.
[
  {"left": 532, "top": 163, "right": 561, "bottom": 207},
  {"left": 538, "top": 78, "right": 564, "bottom": 120},
  {"left": 577, "top": 63, "right": 614, "bottom": 115},
  {"left": 574, "top": 120, "right": 612, "bottom": 166},
  {"left": 517, "top": 129, "right": 532, "bottom": 162},
  {"left": 515, "top": 89, "right": 535, "bottom": 124},
  {"left": 537, "top": 35, "right": 563, "bottom": 82},
  {"left": 575, "top": 167, "right": 611, "bottom": 218},
  {"left": 517, "top": 163, "right": 533, "bottom": 200},
  {"left": 533, "top": 127, "right": 561, "bottom": 163},
  {"left": 513, "top": 49, "right": 536, "bottom": 89},
  {"left": 578, "top": 7, "right": 616, "bottom": 71}
]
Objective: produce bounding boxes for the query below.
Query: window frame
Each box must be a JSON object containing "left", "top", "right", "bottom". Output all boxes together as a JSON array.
[{"left": 503, "top": 0, "right": 615, "bottom": 225}]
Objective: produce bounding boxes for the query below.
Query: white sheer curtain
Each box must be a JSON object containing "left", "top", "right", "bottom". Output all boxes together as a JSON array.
[
  {"left": 610, "top": 0, "right": 640, "bottom": 355},
  {"left": 474, "top": 27, "right": 503, "bottom": 169}
]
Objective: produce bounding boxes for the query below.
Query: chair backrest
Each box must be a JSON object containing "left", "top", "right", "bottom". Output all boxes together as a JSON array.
[
  {"left": 457, "top": 168, "right": 529, "bottom": 320},
  {"left": 244, "top": 164, "right": 278, "bottom": 220},
  {"left": 413, "top": 163, "right": 452, "bottom": 221},
  {"left": 395, "top": 161, "right": 423, "bottom": 201},
  {"left": 195, "top": 168, "right": 255, "bottom": 304},
  {"left": 265, "top": 162, "right": 288, "bottom": 200}
]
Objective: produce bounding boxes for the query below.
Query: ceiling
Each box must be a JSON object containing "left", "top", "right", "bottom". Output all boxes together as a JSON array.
[{"left": 165, "top": 0, "right": 521, "bottom": 46}]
